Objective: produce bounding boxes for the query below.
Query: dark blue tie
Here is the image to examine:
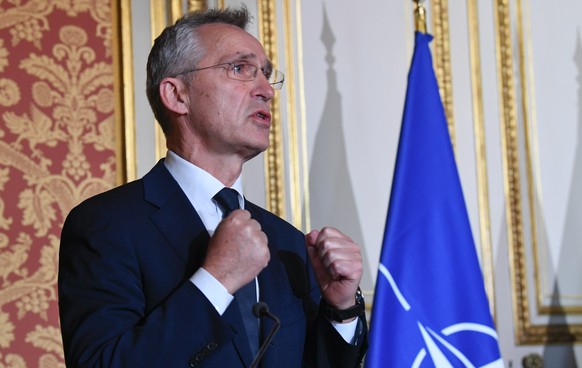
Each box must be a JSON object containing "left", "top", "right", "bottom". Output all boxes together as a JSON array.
[
  {"left": 213, "top": 187, "right": 240, "bottom": 217},
  {"left": 213, "top": 188, "right": 259, "bottom": 357}
]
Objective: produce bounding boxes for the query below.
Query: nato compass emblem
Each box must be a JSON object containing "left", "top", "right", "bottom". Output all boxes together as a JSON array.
[{"left": 380, "top": 264, "right": 504, "bottom": 367}]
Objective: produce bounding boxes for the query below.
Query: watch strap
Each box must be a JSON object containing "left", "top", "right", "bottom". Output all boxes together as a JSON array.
[{"left": 320, "top": 287, "right": 365, "bottom": 323}]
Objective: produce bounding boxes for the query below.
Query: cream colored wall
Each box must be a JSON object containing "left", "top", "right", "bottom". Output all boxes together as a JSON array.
[
  {"left": 129, "top": 0, "right": 582, "bottom": 365},
  {"left": 298, "top": 1, "right": 582, "bottom": 365}
]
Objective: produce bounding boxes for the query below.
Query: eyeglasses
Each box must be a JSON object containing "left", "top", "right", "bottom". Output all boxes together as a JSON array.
[{"left": 173, "top": 62, "right": 285, "bottom": 90}]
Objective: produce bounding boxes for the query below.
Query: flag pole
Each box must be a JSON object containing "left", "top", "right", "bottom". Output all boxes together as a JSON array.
[{"left": 413, "top": 0, "right": 427, "bottom": 33}]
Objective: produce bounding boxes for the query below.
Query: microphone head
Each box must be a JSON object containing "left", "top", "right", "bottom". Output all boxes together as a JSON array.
[{"left": 252, "top": 302, "right": 269, "bottom": 317}]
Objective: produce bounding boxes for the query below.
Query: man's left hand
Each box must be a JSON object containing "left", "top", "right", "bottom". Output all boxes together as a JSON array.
[{"left": 305, "top": 227, "right": 363, "bottom": 311}]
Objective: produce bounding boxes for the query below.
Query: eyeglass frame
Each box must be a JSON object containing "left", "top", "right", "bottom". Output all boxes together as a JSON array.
[{"left": 171, "top": 61, "right": 285, "bottom": 90}]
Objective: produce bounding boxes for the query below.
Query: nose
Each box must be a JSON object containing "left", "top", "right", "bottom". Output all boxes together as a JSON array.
[{"left": 253, "top": 73, "right": 275, "bottom": 101}]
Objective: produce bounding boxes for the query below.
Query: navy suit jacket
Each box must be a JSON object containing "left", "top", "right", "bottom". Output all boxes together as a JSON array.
[{"left": 58, "top": 160, "right": 366, "bottom": 367}]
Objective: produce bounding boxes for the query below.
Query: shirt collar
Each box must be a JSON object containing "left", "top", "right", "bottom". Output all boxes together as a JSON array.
[{"left": 164, "top": 150, "right": 244, "bottom": 230}]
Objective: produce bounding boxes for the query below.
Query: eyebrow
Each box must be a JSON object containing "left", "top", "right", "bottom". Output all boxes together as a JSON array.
[{"left": 224, "top": 53, "right": 273, "bottom": 70}]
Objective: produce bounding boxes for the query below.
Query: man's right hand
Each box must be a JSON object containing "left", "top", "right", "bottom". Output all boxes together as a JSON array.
[{"left": 203, "top": 209, "right": 270, "bottom": 294}]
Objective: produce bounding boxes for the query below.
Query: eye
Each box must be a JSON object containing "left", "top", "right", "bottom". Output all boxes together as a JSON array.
[
  {"left": 231, "top": 63, "right": 255, "bottom": 77},
  {"left": 231, "top": 63, "right": 243, "bottom": 74},
  {"left": 261, "top": 66, "right": 273, "bottom": 79}
]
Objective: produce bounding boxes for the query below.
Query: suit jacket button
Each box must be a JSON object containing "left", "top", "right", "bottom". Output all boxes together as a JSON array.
[{"left": 207, "top": 342, "right": 218, "bottom": 351}]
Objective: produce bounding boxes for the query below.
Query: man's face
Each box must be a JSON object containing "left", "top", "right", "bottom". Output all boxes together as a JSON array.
[{"left": 184, "top": 23, "right": 275, "bottom": 162}]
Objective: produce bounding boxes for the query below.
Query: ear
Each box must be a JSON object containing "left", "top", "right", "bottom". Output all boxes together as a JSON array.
[{"left": 159, "top": 77, "right": 189, "bottom": 115}]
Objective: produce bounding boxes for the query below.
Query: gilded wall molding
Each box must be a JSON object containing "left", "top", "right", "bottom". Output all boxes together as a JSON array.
[
  {"left": 257, "top": 0, "right": 285, "bottom": 217},
  {"left": 430, "top": 0, "right": 455, "bottom": 147},
  {"left": 466, "top": 0, "right": 496, "bottom": 317},
  {"left": 282, "top": 0, "right": 309, "bottom": 229},
  {"left": 282, "top": 0, "right": 300, "bottom": 227},
  {"left": 113, "top": 0, "right": 137, "bottom": 183},
  {"left": 293, "top": 0, "right": 311, "bottom": 231},
  {"left": 425, "top": 0, "right": 499, "bottom": 320},
  {"left": 431, "top": 0, "right": 496, "bottom": 316},
  {"left": 494, "top": 0, "right": 582, "bottom": 344},
  {"left": 494, "top": 0, "right": 532, "bottom": 344}
]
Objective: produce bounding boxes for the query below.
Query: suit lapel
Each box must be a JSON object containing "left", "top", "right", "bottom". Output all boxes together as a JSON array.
[{"left": 143, "top": 161, "right": 209, "bottom": 270}]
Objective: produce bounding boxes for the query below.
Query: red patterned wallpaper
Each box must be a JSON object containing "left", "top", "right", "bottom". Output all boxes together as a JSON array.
[{"left": 0, "top": 1, "right": 117, "bottom": 366}]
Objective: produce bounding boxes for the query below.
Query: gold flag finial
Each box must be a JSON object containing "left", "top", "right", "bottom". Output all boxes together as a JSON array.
[{"left": 414, "top": 0, "right": 427, "bottom": 33}]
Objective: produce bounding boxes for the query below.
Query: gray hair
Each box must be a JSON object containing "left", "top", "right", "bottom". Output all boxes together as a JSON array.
[{"left": 146, "top": 7, "right": 251, "bottom": 134}]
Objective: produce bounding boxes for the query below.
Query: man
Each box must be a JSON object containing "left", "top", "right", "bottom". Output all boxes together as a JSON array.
[{"left": 59, "top": 6, "right": 367, "bottom": 367}]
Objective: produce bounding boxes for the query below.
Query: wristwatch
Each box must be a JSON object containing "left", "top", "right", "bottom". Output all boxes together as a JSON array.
[{"left": 320, "top": 287, "right": 365, "bottom": 322}]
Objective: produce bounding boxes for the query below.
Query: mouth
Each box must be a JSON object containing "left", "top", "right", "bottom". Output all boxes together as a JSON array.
[{"left": 253, "top": 109, "right": 271, "bottom": 124}]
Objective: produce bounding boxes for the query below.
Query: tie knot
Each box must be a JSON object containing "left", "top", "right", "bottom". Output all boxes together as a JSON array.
[{"left": 213, "top": 187, "right": 240, "bottom": 217}]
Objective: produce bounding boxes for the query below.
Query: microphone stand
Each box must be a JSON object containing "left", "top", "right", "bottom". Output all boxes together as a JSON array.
[{"left": 249, "top": 302, "right": 280, "bottom": 368}]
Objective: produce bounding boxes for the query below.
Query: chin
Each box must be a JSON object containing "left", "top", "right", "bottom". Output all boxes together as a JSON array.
[{"left": 243, "top": 143, "right": 269, "bottom": 162}]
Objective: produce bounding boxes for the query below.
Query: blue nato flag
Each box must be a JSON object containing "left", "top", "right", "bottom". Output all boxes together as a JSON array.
[{"left": 365, "top": 32, "right": 503, "bottom": 367}]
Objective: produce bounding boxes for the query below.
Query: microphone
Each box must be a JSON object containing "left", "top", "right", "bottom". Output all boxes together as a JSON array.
[{"left": 249, "top": 302, "right": 280, "bottom": 368}]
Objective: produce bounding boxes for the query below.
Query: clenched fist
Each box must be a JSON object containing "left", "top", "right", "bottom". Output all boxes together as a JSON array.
[
  {"left": 306, "top": 227, "right": 362, "bottom": 310},
  {"left": 203, "top": 209, "right": 270, "bottom": 294}
]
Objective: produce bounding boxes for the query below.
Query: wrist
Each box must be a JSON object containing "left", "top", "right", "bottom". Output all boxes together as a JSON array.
[{"left": 320, "top": 287, "right": 365, "bottom": 323}]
